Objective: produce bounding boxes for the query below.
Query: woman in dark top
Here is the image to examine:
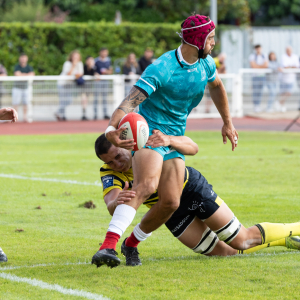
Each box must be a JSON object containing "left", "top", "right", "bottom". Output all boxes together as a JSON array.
[{"left": 123, "top": 53, "right": 141, "bottom": 96}]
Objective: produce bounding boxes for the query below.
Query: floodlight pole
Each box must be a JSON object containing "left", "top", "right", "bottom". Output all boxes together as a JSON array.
[{"left": 210, "top": 0, "right": 218, "bottom": 26}]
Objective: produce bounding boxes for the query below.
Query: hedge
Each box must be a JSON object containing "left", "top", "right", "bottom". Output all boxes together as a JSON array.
[{"left": 0, "top": 21, "right": 183, "bottom": 75}]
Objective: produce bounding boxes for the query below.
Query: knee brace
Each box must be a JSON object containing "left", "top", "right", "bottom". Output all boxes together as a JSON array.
[
  {"left": 193, "top": 228, "right": 219, "bottom": 255},
  {"left": 214, "top": 216, "right": 241, "bottom": 244}
]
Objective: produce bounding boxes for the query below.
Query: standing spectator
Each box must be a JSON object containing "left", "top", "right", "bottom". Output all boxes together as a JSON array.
[
  {"left": 0, "top": 63, "right": 7, "bottom": 107},
  {"left": 81, "top": 56, "right": 97, "bottom": 121},
  {"left": 266, "top": 52, "right": 280, "bottom": 112},
  {"left": 123, "top": 53, "right": 141, "bottom": 95},
  {"left": 56, "top": 50, "right": 83, "bottom": 121},
  {"left": 12, "top": 54, "right": 35, "bottom": 122},
  {"left": 94, "top": 47, "right": 113, "bottom": 120},
  {"left": 138, "top": 48, "right": 154, "bottom": 73},
  {"left": 249, "top": 45, "right": 268, "bottom": 113},
  {"left": 277, "top": 46, "right": 299, "bottom": 112}
]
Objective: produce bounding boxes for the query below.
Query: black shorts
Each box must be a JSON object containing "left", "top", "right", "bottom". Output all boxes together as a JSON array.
[{"left": 165, "top": 167, "right": 222, "bottom": 238}]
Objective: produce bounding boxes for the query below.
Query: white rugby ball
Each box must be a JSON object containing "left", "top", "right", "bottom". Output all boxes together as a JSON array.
[{"left": 118, "top": 112, "right": 149, "bottom": 151}]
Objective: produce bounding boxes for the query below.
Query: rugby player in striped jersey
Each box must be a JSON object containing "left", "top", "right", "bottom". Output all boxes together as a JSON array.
[
  {"left": 92, "top": 132, "right": 300, "bottom": 267},
  {"left": 0, "top": 107, "right": 18, "bottom": 262}
]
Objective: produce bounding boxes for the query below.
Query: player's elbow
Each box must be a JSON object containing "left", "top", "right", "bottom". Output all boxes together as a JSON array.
[
  {"left": 189, "top": 143, "right": 199, "bottom": 155},
  {"left": 160, "top": 197, "right": 180, "bottom": 213}
]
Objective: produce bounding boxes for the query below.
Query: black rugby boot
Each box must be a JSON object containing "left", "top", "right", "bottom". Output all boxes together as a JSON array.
[
  {"left": 91, "top": 248, "right": 120, "bottom": 268},
  {"left": 0, "top": 247, "right": 8, "bottom": 262},
  {"left": 121, "top": 238, "right": 142, "bottom": 266}
]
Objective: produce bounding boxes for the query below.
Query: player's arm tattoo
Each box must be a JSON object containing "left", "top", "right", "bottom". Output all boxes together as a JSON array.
[{"left": 118, "top": 87, "right": 147, "bottom": 114}]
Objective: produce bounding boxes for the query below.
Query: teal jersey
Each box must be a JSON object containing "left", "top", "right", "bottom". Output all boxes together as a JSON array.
[{"left": 135, "top": 46, "right": 216, "bottom": 136}]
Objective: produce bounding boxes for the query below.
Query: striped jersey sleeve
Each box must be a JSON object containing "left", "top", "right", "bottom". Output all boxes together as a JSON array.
[{"left": 100, "top": 164, "right": 128, "bottom": 197}]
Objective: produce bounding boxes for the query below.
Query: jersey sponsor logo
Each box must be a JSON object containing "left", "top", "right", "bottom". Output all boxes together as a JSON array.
[
  {"left": 188, "top": 201, "right": 205, "bottom": 212},
  {"left": 187, "top": 68, "right": 197, "bottom": 73},
  {"left": 211, "top": 190, "right": 215, "bottom": 196},
  {"left": 171, "top": 215, "right": 190, "bottom": 233},
  {"left": 102, "top": 175, "right": 114, "bottom": 189}
]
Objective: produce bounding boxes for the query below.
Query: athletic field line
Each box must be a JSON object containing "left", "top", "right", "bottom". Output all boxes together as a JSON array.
[
  {"left": 0, "top": 173, "right": 102, "bottom": 187},
  {"left": 0, "top": 272, "right": 110, "bottom": 300},
  {"left": 0, "top": 261, "right": 90, "bottom": 271}
]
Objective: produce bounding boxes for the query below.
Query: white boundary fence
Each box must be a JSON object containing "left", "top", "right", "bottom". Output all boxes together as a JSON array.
[{"left": 0, "top": 69, "right": 299, "bottom": 121}]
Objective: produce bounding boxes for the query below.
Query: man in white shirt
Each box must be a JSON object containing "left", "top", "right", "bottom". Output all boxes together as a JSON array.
[
  {"left": 278, "top": 46, "right": 299, "bottom": 112},
  {"left": 249, "top": 45, "right": 268, "bottom": 113}
]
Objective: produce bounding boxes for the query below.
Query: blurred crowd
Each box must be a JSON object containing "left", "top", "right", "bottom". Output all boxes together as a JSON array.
[
  {"left": 249, "top": 44, "right": 300, "bottom": 113},
  {"left": 0, "top": 48, "right": 154, "bottom": 122},
  {"left": 0, "top": 44, "right": 299, "bottom": 122}
]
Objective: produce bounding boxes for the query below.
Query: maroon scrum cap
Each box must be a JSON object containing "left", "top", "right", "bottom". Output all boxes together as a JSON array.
[{"left": 177, "top": 14, "right": 215, "bottom": 59}]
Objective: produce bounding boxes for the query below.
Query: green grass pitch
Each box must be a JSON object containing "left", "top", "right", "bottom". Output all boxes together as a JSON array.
[{"left": 0, "top": 131, "right": 300, "bottom": 300}]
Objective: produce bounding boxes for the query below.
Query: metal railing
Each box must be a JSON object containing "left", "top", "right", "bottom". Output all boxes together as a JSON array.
[{"left": 0, "top": 70, "right": 299, "bottom": 121}]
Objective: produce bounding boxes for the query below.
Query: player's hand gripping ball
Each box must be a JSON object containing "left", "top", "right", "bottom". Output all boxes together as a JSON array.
[{"left": 118, "top": 112, "right": 149, "bottom": 151}]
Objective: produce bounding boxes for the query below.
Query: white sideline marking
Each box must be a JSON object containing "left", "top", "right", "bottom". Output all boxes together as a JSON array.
[
  {"left": 0, "top": 261, "right": 90, "bottom": 271},
  {"left": 0, "top": 173, "right": 102, "bottom": 187},
  {"left": 0, "top": 272, "right": 110, "bottom": 300}
]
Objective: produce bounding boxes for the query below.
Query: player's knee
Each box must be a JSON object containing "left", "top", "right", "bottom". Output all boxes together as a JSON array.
[
  {"left": 193, "top": 228, "right": 219, "bottom": 255},
  {"left": 135, "top": 180, "right": 157, "bottom": 200},
  {"left": 160, "top": 197, "right": 180, "bottom": 212}
]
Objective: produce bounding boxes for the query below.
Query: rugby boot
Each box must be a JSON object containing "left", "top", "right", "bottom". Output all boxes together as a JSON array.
[
  {"left": 121, "top": 238, "right": 142, "bottom": 266},
  {"left": 286, "top": 236, "right": 300, "bottom": 250},
  {"left": 0, "top": 247, "right": 8, "bottom": 262},
  {"left": 91, "top": 249, "right": 120, "bottom": 268}
]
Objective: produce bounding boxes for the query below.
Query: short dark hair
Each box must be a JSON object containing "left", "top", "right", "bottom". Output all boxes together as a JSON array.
[
  {"left": 254, "top": 44, "right": 261, "bottom": 49},
  {"left": 95, "top": 134, "right": 112, "bottom": 159},
  {"left": 100, "top": 47, "right": 108, "bottom": 52},
  {"left": 19, "top": 53, "right": 27, "bottom": 57}
]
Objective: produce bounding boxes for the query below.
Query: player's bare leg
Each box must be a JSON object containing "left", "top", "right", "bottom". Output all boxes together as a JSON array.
[
  {"left": 92, "top": 148, "right": 163, "bottom": 268},
  {"left": 139, "top": 157, "right": 185, "bottom": 234},
  {"left": 121, "top": 157, "right": 185, "bottom": 266},
  {"left": 204, "top": 201, "right": 300, "bottom": 251}
]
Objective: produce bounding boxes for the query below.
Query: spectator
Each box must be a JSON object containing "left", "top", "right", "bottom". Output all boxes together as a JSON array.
[
  {"left": 249, "top": 45, "right": 268, "bottom": 113},
  {"left": 12, "top": 53, "right": 35, "bottom": 122},
  {"left": 94, "top": 47, "right": 113, "bottom": 120},
  {"left": 0, "top": 63, "right": 7, "bottom": 107},
  {"left": 266, "top": 52, "right": 280, "bottom": 112},
  {"left": 56, "top": 50, "right": 83, "bottom": 121},
  {"left": 214, "top": 53, "right": 226, "bottom": 74},
  {"left": 138, "top": 48, "right": 154, "bottom": 73},
  {"left": 205, "top": 53, "right": 226, "bottom": 113},
  {"left": 123, "top": 53, "right": 141, "bottom": 95},
  {"left": 277, "top": 46, "right": 299, "bottom": 112},
  {"left": 81, "top": 56, "right": 97, "bottom": 121}
]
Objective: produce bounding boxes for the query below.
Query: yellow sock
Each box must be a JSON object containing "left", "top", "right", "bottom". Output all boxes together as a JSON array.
[
  {"left": 256, "top": 222, "right": 300, "bottom": 244},
  {"left": 238, "top": 238, "right": 286, "bottom": 254}
]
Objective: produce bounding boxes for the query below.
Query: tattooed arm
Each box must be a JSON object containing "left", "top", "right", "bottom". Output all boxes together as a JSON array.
[
  {"left": 105, "top": 86, "right": 147, "bottom": 150},
  {"left": 109, "top": 86, "right": 147, "bottom": 126}
]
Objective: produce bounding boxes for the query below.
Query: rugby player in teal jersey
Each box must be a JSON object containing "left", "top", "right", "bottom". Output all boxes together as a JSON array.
[
  {"left": 92, "top": 14, "right": 241, "bottom": 267},
  {"left": 92, "top": 133, "right": 300, "bottom": 267}
]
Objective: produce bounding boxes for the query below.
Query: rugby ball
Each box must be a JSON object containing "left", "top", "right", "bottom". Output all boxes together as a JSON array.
[{"left": 118, "top": 112, "right": 149, "bottom": 151}]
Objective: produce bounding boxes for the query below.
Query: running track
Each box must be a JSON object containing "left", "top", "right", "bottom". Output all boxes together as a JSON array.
[{"left": 0, "top": 117, "right": 299, "bottom": 135}]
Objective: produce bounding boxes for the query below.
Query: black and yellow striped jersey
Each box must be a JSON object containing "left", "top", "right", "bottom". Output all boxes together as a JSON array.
[{"left": 100, "top": 164, "right": 189, "bottom": 208}]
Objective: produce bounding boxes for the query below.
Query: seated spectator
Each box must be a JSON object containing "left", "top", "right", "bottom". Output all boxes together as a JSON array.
[
  {"left": 249, "top": 45, "right": 268, "bottom": 113},
  {"left": 81, "top": 56, "right": 96, "bottom": 121},
  {"left": 56, "top": 50, "right": 83, "bottom": 121},
  {"left": 0, "top": 63, "right": 7, "bottom": 107},
  {"left": 12, "top": 54, "right": 35, "bottom": 122},
  {"left": 277, "top": 46, "right": 299, "bottom": 112},
  {"left": 138, "top": 48, "right": 154, "bottom": 73},
  {"left": 266, "top": 52, "right": 280, "bottom": 112},
  {"left": 94, "top": 47, "right": 113, "bottom": 120},
  {"left": 123, "top": 53, "right": 141, "bottom": 95}
]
